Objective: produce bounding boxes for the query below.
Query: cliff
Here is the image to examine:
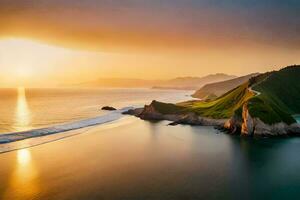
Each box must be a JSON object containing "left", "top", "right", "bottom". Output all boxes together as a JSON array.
[{"left": 225, "top": 102, "right": 300, "bottom": 136}]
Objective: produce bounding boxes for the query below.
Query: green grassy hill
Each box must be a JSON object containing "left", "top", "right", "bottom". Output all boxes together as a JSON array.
[
  {"left": 153, "top": 81, "right": 255, "bottom": 119},
  {"left": 152, "top": 65, "right": 300, "bottom": 125},
  {"left": 192, "top": 73, "right": 259, "bottom": 99},
  {"left": 249, "top": 66, "right": 300, "bottom": 124},
  {"left": 182, "top": 82, "right": 253, "bottom": 119}
]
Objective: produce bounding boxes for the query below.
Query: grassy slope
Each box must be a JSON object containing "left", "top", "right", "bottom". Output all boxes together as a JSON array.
[
  {"left": 185, "top": 82, "right": 254, "bottom": 119},
  {"left": 152, "top": 65, "right": 300, "bottom": 125},
  {"left": 192, "top": 73, "right": 259, "bottom": 99},
  {"left": 153, "top": 82, "right": 254, "bottom": 119},
  {"left": 249, "top": 66, "right": 300, "bottom": 124},
  {"left": 151, "top": 101, "right": 186, "bottom": 115}
]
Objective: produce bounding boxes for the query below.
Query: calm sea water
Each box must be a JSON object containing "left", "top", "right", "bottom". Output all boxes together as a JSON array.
[
  {"left": 0, "top": 88, "right": 300, "bottom": 199},
  {"left": 295, "top": 116, "right": 300, "bottom": 123},
  {"left": 0, "top": 88, "right": 191, "bottom": 134},
  {"left": 1, "top": 118, "right": 300, "bottom": 200}
]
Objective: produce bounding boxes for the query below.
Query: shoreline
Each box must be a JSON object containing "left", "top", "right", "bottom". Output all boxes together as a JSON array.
[
  {"left": 0, "top": 89, "right": 194, "bottom": 148},
  {"left": 124, "top": 100, "right": 300, "bottom": 137},
  {"left": 0, "top": 107, "right": 134, "bottom": 145},
  {"left": 0, "top": 115, "right": 136, "bottom": 154}
]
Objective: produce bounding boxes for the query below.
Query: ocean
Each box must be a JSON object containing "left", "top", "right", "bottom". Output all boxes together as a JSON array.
[
  {"left": 1, "top": 88, "right": 300, "bottom": 199},
  {"left": 0, "top": 88, "right": 191, "bottom": 134}
]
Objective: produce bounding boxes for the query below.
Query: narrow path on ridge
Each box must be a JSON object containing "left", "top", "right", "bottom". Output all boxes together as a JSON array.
[{"left": 248, "top": 87, "right": 261, "bottom": 96}]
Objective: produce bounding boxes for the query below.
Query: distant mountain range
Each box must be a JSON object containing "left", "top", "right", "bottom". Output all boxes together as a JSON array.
[
  {"left": 192, "top": 73, "right": 259, "bottom": 99},
  {"left": 77, "top": 73, "right": 236, "bottom": 90},
  {"left": 152, "top": 73, "right": 236, "bottom": 90},
  {"left": 77, "top": 78, "right": 157, "bottom": 88}
]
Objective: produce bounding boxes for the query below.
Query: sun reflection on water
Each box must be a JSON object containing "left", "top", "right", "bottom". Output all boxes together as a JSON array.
[
  {"left": 14, "top": 87, "right": 31, "bottom": 131},
  {"left": 17, "top": 148, "right": 32, "bottom": 165},
  {"left": 3, "top": 149, "right": 40, "bottom": 199}
]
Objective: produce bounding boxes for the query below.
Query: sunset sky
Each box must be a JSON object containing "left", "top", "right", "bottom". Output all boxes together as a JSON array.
[{"left": 0, "top": 0, "right": 300, "bottom": 87}]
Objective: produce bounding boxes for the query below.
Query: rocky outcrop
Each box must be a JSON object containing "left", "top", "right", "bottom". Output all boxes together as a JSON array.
[
  {"left": 288, "top": 124, "right": 300, "bottom": 135},
  {"left": 123, "top": 100, "right": 300, "bottom": 137},
  {"left": 224, "top": 114, "right": 242, "bottom": 134},
  {"left": 241, "top": 103, "right": 254, "bottom": 136},
  {"left": 124, "top": 101, "right": 185, "bottom": 122},
  {"left": 169, "top": 113, "right": 202, "bottom": 126},
  {"left": 101, "top": 106, "right": 117, "bottom": 111},
  {"left": 170, "top": 113, "right": 226, "bottom": 126},
  {"left": 251, "top": 120, "right": 290, "bottom": 136},
  {"left": 225, "top": 103, "right": 300, "bottom": 136},
  {"left": 139, "top": 102, "right": 174, "bottom": 121},
  {"left": 122, "top": 108, "right": 143, "bottom": 116},
  {"left": 123, "top": 100, "right": 226, "bottom": 126}
]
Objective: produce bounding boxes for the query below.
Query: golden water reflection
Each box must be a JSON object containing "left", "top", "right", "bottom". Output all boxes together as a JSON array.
[
  {"left": 14, "top": 87, "right": 32, "bottom": 131},
  {"left": 18, "top": 148, "right": 32, "bottom": 165},
  {"left": 3, "top": 149, "right": 40, "bottom": 199}
]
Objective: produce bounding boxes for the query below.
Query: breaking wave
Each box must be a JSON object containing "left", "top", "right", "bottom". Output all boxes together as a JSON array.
[{"left": 0, "top": 107, "right": 134, "bottom": 144}]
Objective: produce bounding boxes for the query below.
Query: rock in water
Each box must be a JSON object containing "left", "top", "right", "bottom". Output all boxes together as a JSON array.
[
  {"left": 168, "top": 122, "right": 179, "bottom": 126},
  {"left": 122, "top": 108, "right": 144, "bottom": 116},
  {"left": 101, "top": 106, "right": 117, "bottom": 111}
]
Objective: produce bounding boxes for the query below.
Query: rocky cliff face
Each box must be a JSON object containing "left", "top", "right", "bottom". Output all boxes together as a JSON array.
[
  {"left": 225, "top": 103, "right": 300, "bottom": 136},
  {"left": 223, "top": 114, "right": 242, "bottom": 134},
  {"left": 241, "top": 103, "right": 255, "bottom": 136},
  {"left": 170, "top": 113, "right": 226, "bottom": 126}
]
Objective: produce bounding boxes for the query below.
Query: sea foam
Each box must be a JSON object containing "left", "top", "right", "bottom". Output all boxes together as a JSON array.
[{"left": 0, "top": 107, "right": 134, "bottom": 144}]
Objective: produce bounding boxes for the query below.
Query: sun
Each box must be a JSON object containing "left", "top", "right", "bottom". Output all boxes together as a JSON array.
[
  {"left": 0, "top": 38, "right": 84, "bottom": 87},
  {"left": 15, "top": 66, "right": 33, "bottom": 78}
]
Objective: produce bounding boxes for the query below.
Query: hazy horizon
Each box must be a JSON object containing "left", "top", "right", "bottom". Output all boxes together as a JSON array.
[
  {"left": 1, "top": 0, "right": 300, "bottom": 87},
  {"left": 0, "top": 69, "right": 240, "bottom": 89}
]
